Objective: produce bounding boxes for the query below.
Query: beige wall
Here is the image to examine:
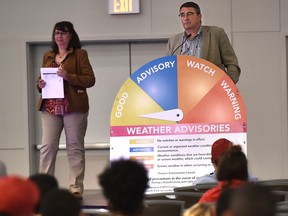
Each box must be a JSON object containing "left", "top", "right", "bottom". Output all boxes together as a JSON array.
[{"left": 0, "top": 0, "right": 287, "bottom": 189}]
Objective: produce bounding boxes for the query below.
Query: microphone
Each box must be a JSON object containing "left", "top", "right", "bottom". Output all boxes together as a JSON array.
[{"left": 171, "top": 33, "right": 191, "bottom": 55}]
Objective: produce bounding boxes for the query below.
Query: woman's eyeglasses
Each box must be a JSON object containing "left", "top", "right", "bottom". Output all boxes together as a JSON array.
[{"left": 54, "top": 31, "right": 70, "bottom": 36}]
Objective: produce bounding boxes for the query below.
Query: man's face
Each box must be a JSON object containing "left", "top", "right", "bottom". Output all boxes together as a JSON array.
[{"left": 179, "top": 7, "right": 202, "bottom": 31}]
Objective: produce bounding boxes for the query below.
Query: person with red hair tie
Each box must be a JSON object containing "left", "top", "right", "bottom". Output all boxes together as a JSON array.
[{"left": 199, "top": 145, "right": 249, "bottom": 203}]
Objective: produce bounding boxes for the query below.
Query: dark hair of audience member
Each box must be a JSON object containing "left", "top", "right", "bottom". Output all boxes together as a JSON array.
[
  {"left": 216, "top": 188, "right": 236, "bottom": 216},
  {"left": 40, "top": 188, "right": 81, "bottom": 216},
  {"left": 99, "top": 159, "right": 149, "bottom": 216},
  {"left": 230, "top": 183, "right": 276, "bottom": 216},
  {"left": 217, "top": 145, "right": 248, "bottom": 187},
  {"left": 28, "top": 173, "right": 59, "bottom": 214}
]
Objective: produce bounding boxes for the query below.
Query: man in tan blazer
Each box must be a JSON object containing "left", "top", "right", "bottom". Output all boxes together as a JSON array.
[{"left": 166, "top": 2, "right": 240, "bottom": 84}]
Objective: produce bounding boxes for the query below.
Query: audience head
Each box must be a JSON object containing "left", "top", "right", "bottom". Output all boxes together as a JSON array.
[
  {"left": 211, "top": 138, "right": 233, "bottom": 166},
  {"left": 228, "top": 183, "right": 276, "bottom": 216},
  {"left": 217, "top": 145, "right": 248, "bottom": 182},
  {"left": 99, "top": 158, "right": 149, "bottom": 216},
  {"left": 28, "top": 173, "right": 59, "bottom": 214},
  {"left": 40, "top": 188, "right": 82, "bottom": 216},
  {"left": 0, "top": 161, "right": 7, "bottom": 177},
  {"left": 0, "top": 175, "right": 40, "bottom": 216},
  {"left": 184, "top": 203, "right": 215, "bottom": 216}
]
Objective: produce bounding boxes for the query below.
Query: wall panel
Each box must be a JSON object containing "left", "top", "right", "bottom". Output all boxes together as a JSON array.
[
  {"left": 234, "top": 32, "right": 284, "bottom": 178},
  {"left": 232, "top": 0, "right": 280, "bottom": 32}
]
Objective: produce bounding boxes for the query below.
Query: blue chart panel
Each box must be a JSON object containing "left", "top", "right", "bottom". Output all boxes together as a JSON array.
[{"left": 130, "top": 55, "right": 178, "bottom": 111}]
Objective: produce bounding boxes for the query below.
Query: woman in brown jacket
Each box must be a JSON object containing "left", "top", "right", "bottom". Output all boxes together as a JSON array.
[{"left": 37, "top": 21, "right": 95, "bottom": 200}]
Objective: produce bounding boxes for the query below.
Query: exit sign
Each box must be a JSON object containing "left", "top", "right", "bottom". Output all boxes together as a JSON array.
[{"left": 109, "top": 0, "right": 140, "bottom": 14}]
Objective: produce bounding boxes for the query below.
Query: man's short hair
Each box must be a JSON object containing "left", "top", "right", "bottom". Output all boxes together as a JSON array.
[
  {"left": 29, "top": 173, "right": 59, "bottom": 214},
  {"left": 40, "top": 189, "right": 81, "bottom": 216},
  {"left": 99, "top": 159, "right": 149, "bottom": 216},
  {"left": 180, "top": 2, "right": 201, "bottom": 14}
]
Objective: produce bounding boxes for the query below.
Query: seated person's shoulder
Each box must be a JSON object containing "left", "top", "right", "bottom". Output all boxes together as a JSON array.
[
  {"left": 248, "top": 175, "right": 258, "bottom": 182},
  {"left": 193, "top": 172, "right": 217, "bottom": 185}
]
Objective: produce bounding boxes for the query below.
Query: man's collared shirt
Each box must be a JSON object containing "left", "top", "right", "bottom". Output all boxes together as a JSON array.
[{"left": 181, "top": 25, "right": 202, "bottom": 57}]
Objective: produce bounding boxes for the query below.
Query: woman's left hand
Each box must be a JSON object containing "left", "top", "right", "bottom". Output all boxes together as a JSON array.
[{"left": 57, "top": 67, "right": 69, "bottom": 81}]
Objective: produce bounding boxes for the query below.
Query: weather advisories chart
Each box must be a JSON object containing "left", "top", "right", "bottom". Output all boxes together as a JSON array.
[{"left": 110, "top": 55, "right": 247, "bottom": 193}]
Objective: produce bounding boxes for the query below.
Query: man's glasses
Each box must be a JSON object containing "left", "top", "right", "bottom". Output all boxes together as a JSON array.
[{"left": 179, "top": 12, "right": 196, "bottom": 18}]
